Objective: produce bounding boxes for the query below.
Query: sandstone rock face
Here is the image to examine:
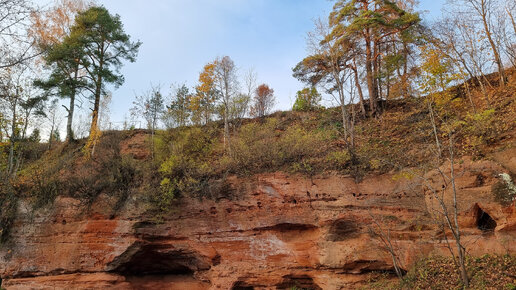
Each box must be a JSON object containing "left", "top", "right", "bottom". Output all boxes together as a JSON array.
[{"left": 1, "top": 158, "right": 515, "bottom": 289}]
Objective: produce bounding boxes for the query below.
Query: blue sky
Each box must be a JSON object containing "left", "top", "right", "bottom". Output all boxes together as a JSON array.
[{"left": 36, "top": 0, "right": 447, "bottom": 126}]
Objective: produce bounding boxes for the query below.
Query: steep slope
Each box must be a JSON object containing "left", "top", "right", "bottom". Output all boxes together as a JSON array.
[{"left": 2, "top": 73, "right": 516, "bottom": 289}]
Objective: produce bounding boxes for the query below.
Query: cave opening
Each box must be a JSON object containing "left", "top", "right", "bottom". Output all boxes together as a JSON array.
[
  {"left": 276, "top": 275, "right": 322, "bottom": 290},
  {"left": 109, "top": 244, "right": 206, "bottom": 277},
  {"left": 231, "top": 282, "right": 255, "bottom": 290},
  {"left": 476, "top": 207, "right": 497, "bottom": 233}
]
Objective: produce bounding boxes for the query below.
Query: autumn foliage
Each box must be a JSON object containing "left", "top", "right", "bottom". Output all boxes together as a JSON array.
[
  {"left": 191, "top": 61, "right": 218, "bottom": 125},
  {"left": 250, "top": 84, "right": 275, "bottom": 118}
]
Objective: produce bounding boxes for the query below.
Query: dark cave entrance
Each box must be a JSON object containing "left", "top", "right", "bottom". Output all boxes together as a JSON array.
[
  {"left": 475, "top": 206, "right": 497, "bottom": 233},
  {"left": 108, "top": 243, "right": 210, "bottom": 277},
  {"left": 231, "top": 282, "right": 255, "bottom": 290},
  {"left": 276, "top": 275, "right": 322, "bottom": 290}
]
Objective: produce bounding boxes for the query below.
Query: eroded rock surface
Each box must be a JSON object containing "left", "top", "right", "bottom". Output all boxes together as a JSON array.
[{"left": 1, "top": 158, "right": 515, "bottom": 289}]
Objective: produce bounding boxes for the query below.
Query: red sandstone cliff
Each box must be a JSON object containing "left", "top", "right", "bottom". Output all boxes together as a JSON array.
[{"left": 1, "top": 154, "right": 516, "bottom": 289}]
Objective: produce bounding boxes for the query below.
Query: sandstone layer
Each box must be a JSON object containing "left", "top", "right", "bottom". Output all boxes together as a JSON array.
[{"left": 1, "top": 157, "right": 515, "bottom": 289}]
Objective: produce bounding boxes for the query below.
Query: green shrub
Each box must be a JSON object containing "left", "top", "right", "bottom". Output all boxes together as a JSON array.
[
  {"left": 326, "top": 150, "right": 351, "bottom": 170},
  {"left": 157, "top": 127, "right": 218, "bottom": 203},
  {"left": 14, "top": 132, "right": 139, "bottom": 211},
  {"left": 458, "top": 108, "right": 500, "bottom": 156},
  {"left": 59, "top": 133, "right": 138, "bottom": 206},
  {"left": 16, "top": 149, "right": 67, "bottom": 209},
  {"left": 292, "top": 87, "right": 321, "bottom": 112},
  {"left": 228, "top": 119, "right": 328, "bottom": 174}
]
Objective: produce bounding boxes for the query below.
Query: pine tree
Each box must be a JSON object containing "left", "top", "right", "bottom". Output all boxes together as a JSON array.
[{"left": 70, "top": 6, "right": 141, "bottom": 154}]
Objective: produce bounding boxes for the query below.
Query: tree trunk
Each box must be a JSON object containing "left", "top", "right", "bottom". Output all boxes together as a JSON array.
[
  {"left": 66, "top": 65, "right": 79, "bottom": 142},
  {"left": 90, "top": 81, "right": 101, "bottom": 136},
  {"left": 48, "top": 124, "right": 54, "bottom": 150},
  {"left": 224, "top": 108, "right": 231, "bottom": 154},
  {"left": 352, "top": 63, "right": 366, "bottom": 117},
  {"left": 449, "top": 134, "right": 469, "bottom": 288},
  {"left": 402, "top": 42, "right": 409, "bottom": 96},
  {"left": 373, "top": 37, "right": 383, "bottom": 113},
  {"left": 365, "top": 32, "right": 378, "bottom": 116},
  {"left": 66, "top": 95, "right": 75, "bottom": 142},
  {"left": 223, "top": 81, "right": 232, "bottom": 155},
  {"left": 7, "top": 98, "right": 17, "bottom": 178},
  {"left": 89, "top": 59, "right": 103, "bottom": 157},
  {"left": 375, "top": 41, "right": 382, "bottom": 101},
  {"left": 428, "top": 102, "right": 442, "bottom": 159},
  {"left": 480, "top": 2, "right": 506, "bottom": 86},
  {"left": 338, "top": 85, "right": 348, "bottom": 140}
]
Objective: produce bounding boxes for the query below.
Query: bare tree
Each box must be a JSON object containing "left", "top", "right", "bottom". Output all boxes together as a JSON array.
[
  {"left": 0, "top": 0, "right": 37, "bottom": 69},
  {"left": 293, "top": 18, "right": 358, "bottom": 157},
  {"left": 0, "top": 64, "right": 45, "bottom": 179},
  {"left": 213, "top": 56, "right": 239, "bottom": 153},
  {"left": 449, "top": 0, "right": 506, "bottom": 86},
  {"left": 367, "top": 213, "right": 405, "bottom": 280},
  {"left": 242, "top": 68, "right": 256, "bottom": 115},
  {"left": 43, "top": 98, "right": 63, "bottom": 149},
  {"left": 131, "top": 85, "right": 164, "bottom": 159},
  {"left": 72, "top": 112, "right": 90, "bottom": 139},
  {"left": 131, "top": 85, "right": 164, "bottom": 134},
  {"left": 420, "top": 133, "right": 469, "bottom": 288}
]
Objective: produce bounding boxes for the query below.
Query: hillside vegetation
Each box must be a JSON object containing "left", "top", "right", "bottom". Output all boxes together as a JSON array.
[
  {"left": 2, "top": 1, "right": 516, "bottom": 288},
  {"left": 0, "top": 70, "right": 515, "bottom": 235},
  {"left": 366, "top": 255, "right": 516, "bottom": 290}
]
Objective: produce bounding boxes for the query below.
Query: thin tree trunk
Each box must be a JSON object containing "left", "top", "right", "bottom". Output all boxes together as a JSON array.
[
  {"left": 48, "top": 123, "right": 54, "bottom": 150},
  {"left": 463, "top": 81, "right": 477, "bottom": 113},
  {"left": 66, "top": 65, "right": 79, "bottom": 142},
  {"left": 224, "top": 111, "right": 231, "bottom": 154},
  {"left": 449, "top": 133, "right": 469, "bottom": 288},
  {"left": 339, "top": 88, "right": 348, "bottom": 140},
  {"left": 373, "top": 36, "right": 381, "bottom": 114},
  {"left": 376, "top": 41, "right": 383, "bottom": 102},
  {"left": 365, "top": 32, "right": 378, "bottom": 116},
  {"left": 429, "top": 102, "right": 442, "bottom": 159},
  {"left": 66, "top": 95, "right": 75, "bottom": 142},
  {"left": 369, "top": 215, "right": 404, "bottom": 280},
  {"left": 507, "top": 7, "right": 516, "bottom": 35},
  {"left": 402, "top": 42, "right": 409, "bottom": 96},
  {"left": 7, "top": 97, "right": 17, "bottom": 178},
  {"left": 480, "top": 1, "right": 506, "bottom": 86},
  {"left": 223, "top": 87, "right": 232, "bottom": 155},
  {"left": 352, "top": 61, "right": 366, "bottom": 117}
]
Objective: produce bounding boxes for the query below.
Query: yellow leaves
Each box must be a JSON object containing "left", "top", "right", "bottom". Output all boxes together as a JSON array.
[
  {"left": 369, "top": 158, "right": 382, "bottom": 170},
  {"left": 189, "top": 61, "right": 218, "bottom": 124},
  {"left": 392, "top": 169, "right": 419, "bottom": 181},
  {"left": 196, "top": 61, "right": 216, "bottom": 95},
  {"left": 418, "top": 44, "right": 459, "bottom": 106},
  {"left": 30, "top": 0, "right": 92, "bottom": 47}
]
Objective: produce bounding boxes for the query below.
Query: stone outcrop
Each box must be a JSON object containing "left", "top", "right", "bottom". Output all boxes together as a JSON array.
[{"left": 1, "top": 157, "right": 515, "bottom": 289}]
